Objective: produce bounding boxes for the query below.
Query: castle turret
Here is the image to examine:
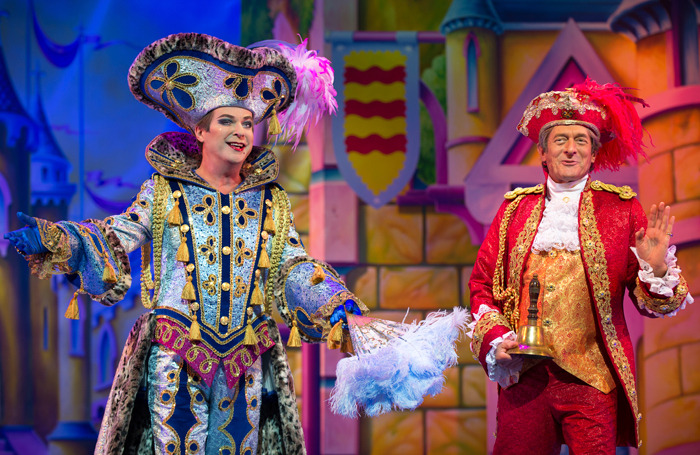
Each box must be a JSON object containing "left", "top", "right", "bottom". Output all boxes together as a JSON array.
[
  {"left": 0, "top": 17, "right": 38, "bottom": 432},
  {"left": 30, "top": 73, "right": 75, "bottom": 207},
  {"left": 440, "top": 0, "right": 502, "bottom": 185}
]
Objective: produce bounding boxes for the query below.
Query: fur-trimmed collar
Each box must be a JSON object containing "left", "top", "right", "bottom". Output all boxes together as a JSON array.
[{"left": 145, "top": 132, "right": 279, "bottom": 193}]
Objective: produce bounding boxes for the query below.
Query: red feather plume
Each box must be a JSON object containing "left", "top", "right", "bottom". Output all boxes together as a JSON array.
[{"left": 571, "top": 78, "right": 649, "bottom": 171}]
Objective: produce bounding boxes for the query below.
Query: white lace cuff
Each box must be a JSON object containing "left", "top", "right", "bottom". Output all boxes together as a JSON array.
[
  {"left": 486, "top": 331, "right": 522, "bottom": 389},
  {"left": 632, "top": 245, "right": 694, "bottom": 317}
]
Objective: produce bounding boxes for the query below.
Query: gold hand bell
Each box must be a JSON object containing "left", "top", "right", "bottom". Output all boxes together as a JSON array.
[{"left": 507, "top": 273, "right": 554, "bottom": 358}]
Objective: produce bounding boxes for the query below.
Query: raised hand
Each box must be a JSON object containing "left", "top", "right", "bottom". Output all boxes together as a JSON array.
[
  {"left": 635, "top": 202, "right": 673, "bottom": 277},
  {"left": 2, "top": 212, "right": 48, "bottom": 256}
]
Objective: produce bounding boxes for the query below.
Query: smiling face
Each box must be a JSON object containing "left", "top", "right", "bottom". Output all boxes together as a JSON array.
[
  {"left": 538, "top": 124, "right": 597, "bottom": 183},
  {"left": 194, "top": 106, "right": 254, "bottom": 168}
]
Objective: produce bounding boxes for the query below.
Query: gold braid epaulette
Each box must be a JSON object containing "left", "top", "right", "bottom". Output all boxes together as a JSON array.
[
  {"left": 141, "top": 175, "right": 169, "bottom": 309},
  {"left": 590, "top": 180, "right": 636, "bottom": 200},
  {"left": 471, "top": 311, "right": 512, "bottom": 360},
  {"left": 633, "top": 276, "right": 689, "bottom": 315},
  {"left": 504, "top": 184, "right": 544, "bottom": 200}
]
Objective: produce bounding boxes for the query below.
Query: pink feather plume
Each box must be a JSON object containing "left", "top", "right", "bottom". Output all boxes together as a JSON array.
[{"left": 277, "top": 38, "right": 338, "bottom": 149}]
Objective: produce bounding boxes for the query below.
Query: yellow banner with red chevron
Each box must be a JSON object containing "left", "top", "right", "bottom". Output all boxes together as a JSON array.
[{"left": 328, "top": 33, "right": 420, "bottom": 208}]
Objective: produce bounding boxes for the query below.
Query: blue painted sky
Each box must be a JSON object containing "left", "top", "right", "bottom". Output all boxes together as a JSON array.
[{"left": 1, "top": 0, "right": 243, "bottom": 216}]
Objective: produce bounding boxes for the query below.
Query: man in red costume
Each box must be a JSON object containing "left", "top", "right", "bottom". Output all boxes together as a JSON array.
[{"left": 468, "top": 79, "right": 693, "bottom": 454}]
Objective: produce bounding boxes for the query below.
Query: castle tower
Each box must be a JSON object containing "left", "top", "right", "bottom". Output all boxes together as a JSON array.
[
  {"left": 610, "top": 1, "right": 700, "bottom": 453},
  {"left": 440, "top": 0, "right": 502, "bottom": 186},
  {"left": 0, "top": 18, "right": 38, "bottom": 435},
  {"left": 29, "top": 72, "right": 76, "bottom": 444}
]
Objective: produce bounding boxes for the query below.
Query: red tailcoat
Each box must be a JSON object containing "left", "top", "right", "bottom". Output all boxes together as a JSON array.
[{"left": 468, "top": 179, "right": 689, "bottom": 448}]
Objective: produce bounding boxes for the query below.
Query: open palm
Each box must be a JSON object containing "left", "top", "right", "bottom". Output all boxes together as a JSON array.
[{"left": 635, "top": 202, "right": 673, "bottom": 277}]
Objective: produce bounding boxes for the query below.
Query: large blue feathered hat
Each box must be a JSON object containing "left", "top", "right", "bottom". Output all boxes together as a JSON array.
[{"left": 128, "top": 33, "right": 297, "bottom": 134}]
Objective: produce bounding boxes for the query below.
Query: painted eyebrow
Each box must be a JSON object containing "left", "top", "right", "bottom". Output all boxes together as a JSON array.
[{"left": 218, "top": 114, "right": 253, "bottom": 120}]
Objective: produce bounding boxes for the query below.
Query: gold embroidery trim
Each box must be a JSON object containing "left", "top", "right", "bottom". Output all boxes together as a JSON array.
[
  {"left": 580, "top": 189, "right": 642, "bottom": 435},
  {"left": 633, "top": 276, "right": 689, "bottom": 314},
  {"left": 470, "top": 311, "right": 511, "bottom": 359}
]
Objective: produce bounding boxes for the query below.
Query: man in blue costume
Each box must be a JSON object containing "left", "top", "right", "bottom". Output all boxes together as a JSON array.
[{"left": 5, "top": 33, "right": 363, "bottom": 455}]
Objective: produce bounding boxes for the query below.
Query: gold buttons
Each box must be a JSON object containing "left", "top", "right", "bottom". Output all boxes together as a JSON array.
[
  {"left": 255, "top": 168, "right": 262, "bottom": 174},
  {"left": 190, "top": 302, "right": 200, "bottom": 311},
  {"left": 180, "top": 224, "right": 190, "bottom": 233},
  {"left": 265, "top": 200, "right": 272, "bottom": 207},
  {"left": 186, "top": 264, "right": 195, "bottom": 272},
  {"left": 247, "top": 307, "right": 253, "bottom": 316},
  {"left": 261, "top": 231, "right": 269, "bottom": 240},
  {"left": 172, "top": 190, "right": 182, "bottom": 198},
  {"left": 222, "top": 246, "right": 231, "bottom": 255},
  {"left": 221, "top": 282, "right": 231, "bottom": 292},
  {"left": 220, "top": 316, "right": 229, "bottom": 326},
  {"left": 546, "top": 284, "right": 556, "bottom": 292},
  {"left": 221, "top": 206, "right": 231, "bottom": 215},
  {"left": 548, "top": 250, "right": 557, "bottom": 258}
]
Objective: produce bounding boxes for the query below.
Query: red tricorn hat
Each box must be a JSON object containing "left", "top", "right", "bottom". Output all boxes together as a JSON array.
[{"left": 517, "top": 78, "right": 649, "bottom": 171}]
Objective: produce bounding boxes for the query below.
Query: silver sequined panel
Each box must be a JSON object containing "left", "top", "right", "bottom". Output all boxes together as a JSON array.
[{"left": 181, "top": 183, "right": 263, "bottom": 334}]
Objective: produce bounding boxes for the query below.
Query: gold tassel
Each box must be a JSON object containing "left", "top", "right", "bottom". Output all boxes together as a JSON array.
[
  {"left": 102, "top": 261, "right": 118, "bottom": 284},
  {"left": 189, "top": 319, "right": 202, "bottom": 342},
  {"left": 167, "top": 198, "right": 182, "bottom": 226},
  {"left": 244, "top": 320, "right": 260, "bottom": 345},
  {"left": 252, "top": 279, "right": 264, "bottom": 306},
  {"left": 264, "top": 207, "right": 276, "bottom": 235},
  {"left": 176, "top": 240, "right": 189, "bottom": 263},
  {"left": 182, "top": 276, "right": 196, "bottom": 301},
  {"left": 287, "top": 321, "right": 302, "bottom": 347},
  {"left": 327, "top": 320, "right": 343, "bottom": 350},
  {"left": 258, "top": 242, "right": 270, "bottom": 269},
  {"left": 65, "top": 290, "right": 80, "bottom": 320},
  {"left": 268, "top": 108, "right": 282, "bottom": 136},
  {"left": 310, "top": 264, "right": 325, "bottom": 285}
]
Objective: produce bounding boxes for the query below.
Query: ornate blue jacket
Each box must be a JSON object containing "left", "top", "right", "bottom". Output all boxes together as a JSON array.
[{"left": 29, "top": 132, "right": 365, "bottom": 386}]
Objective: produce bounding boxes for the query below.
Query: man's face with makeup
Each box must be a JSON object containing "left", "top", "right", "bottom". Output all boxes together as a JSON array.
[
  {"left": 194, "top": 106, "right": 255, "bottom": 167},
  {"left": 538, "top": 124, "right": 597, "bottom": 183}
]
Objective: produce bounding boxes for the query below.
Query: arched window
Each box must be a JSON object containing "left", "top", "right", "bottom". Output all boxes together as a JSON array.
[
  {"left": 464, "top": 32, "right": 481, "bottom": 113},
  {"left": 42, "top": 167, "right": 48, "bottom": 182},
  {"left": 95, "top": 323, "right": 118, "bottom": 391},
  {"left": 0, "top": 172, "right": 12, "bottom": 257}
]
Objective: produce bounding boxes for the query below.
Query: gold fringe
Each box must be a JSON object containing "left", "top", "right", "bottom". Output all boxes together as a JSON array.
[
  {"left": 167, "top": 199, "right": 182, "bottom": 226},
  {"left": 258, "top": 243, "right": 270, "bottom": 269},
  {"left": 65, "top": 290, "right": 80, "bottom": 320},
  {"left": 264, "top": 207, "right": 276, "bottom": 235},
  {"left": 310, "top": 264, "right": 325, "bottom": 285},
  {"left": 189, "top": 319, "right": 202, "bottom": 342},
  {"left": 182, "top": 276, "right": 196, "bottom": 301},
  {"left": 268, "top": 108, "right": 282, "bottom": 135},
  {"left": 244, "top": 321, "right": 259, "bottom": 345},
  {"left": 176, "top": 240, "right": 189, "bottom": 263},
  {"left": 327, "top": 320, "right": 343, "bottom": 350},
  {"left": 287, "top": 321, "right": 302, "bottom": 347}
]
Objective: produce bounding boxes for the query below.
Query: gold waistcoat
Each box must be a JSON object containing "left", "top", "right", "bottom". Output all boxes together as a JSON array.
[{"left": 518, "top": 250, "right": 616, "bottom": 393}]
